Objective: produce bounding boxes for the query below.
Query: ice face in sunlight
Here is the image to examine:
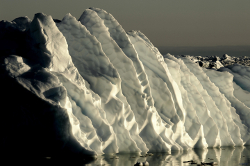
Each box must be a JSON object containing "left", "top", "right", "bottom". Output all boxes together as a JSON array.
[{"left": 1, "top": 7, "right": 250, "bottom": 157}]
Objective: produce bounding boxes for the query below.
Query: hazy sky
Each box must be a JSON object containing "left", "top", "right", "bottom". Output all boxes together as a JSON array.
[{"left": 0, "top": 0, "right": 250, "bottom": 47}]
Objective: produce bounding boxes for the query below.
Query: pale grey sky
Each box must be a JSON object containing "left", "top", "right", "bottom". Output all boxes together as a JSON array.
[{"left": 1, "top": 0, "right": 250, "bottom": 47}]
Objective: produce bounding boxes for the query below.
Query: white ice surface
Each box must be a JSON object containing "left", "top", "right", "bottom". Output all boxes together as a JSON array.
[
  {"left": 165, "top": 54, "right": 235, "bottom": 147},
  {"left": 175, "top": 56, "right": 247, "bottom": 146},
  {"left": 5, "top": 8, "right": 250, "bottom": 155},
  {"left": 203, "top": 68, "right": 250, "bottom": 143},
  {"left": 78, "top": 9, "right": 172, "bottom": 153},
  {"left": 219, "top": 64, "right": 250, "bottom": 92},
  {"left": 57, "top": 13, "right": 145, "bottom": 153},
  {"left": 233, "top": 82, "right": 250, "bottom": 108}
]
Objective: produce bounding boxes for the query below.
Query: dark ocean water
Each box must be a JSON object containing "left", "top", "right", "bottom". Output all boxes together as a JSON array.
[
  {"left": 16, "top": 146, "right": 250, "bottom": 166},
  {"left": 157, "top": 46, "right": 250, "bottom": 58},
  {"left": 86, "top": 146, "right": 250, "bottom": 166}
]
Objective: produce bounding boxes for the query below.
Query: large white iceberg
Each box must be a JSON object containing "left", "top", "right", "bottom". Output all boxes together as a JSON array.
[{"left": 1, "top": 7, "right": 250, "bottom": 158}]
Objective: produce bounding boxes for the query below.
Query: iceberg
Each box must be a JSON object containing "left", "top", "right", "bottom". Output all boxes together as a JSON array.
[{"left": 1, "top": 7, "right": 250, "bottom": 158}]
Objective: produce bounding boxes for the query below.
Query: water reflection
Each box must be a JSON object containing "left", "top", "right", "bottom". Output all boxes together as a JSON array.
[{"left": 85, "top": 146, "right": 250, "bottom": 166}]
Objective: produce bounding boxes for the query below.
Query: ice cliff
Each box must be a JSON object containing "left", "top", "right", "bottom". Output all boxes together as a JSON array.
[{"left": 1, "top": 7, "right": 250, "bottom": 157}]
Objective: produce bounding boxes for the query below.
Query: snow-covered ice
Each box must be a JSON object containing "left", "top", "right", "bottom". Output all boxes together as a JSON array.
[{"left": 1, "top": 7, "right": 250, "bottom": 157}]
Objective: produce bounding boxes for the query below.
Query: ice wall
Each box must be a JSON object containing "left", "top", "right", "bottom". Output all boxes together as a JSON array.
[{"left": 1, "top": 7, "right": 250, "bottom": 157}]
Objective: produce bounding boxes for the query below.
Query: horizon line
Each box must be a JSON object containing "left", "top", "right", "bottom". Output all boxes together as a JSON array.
[{"left": 156, "top": 45, "right": 250, "bottom": 48}]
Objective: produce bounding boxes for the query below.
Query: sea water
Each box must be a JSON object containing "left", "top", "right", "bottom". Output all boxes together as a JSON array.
[
  {"left": 85, "top": 146, "right": 250, "bottom": 166},
  {"left": 35, "top": 146, "right": 250, "bottom": 166}
]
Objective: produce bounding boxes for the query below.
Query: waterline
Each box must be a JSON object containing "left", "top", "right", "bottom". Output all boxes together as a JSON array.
[{"left": 86, "top": 146, "right": 250, "bottom": 166}]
